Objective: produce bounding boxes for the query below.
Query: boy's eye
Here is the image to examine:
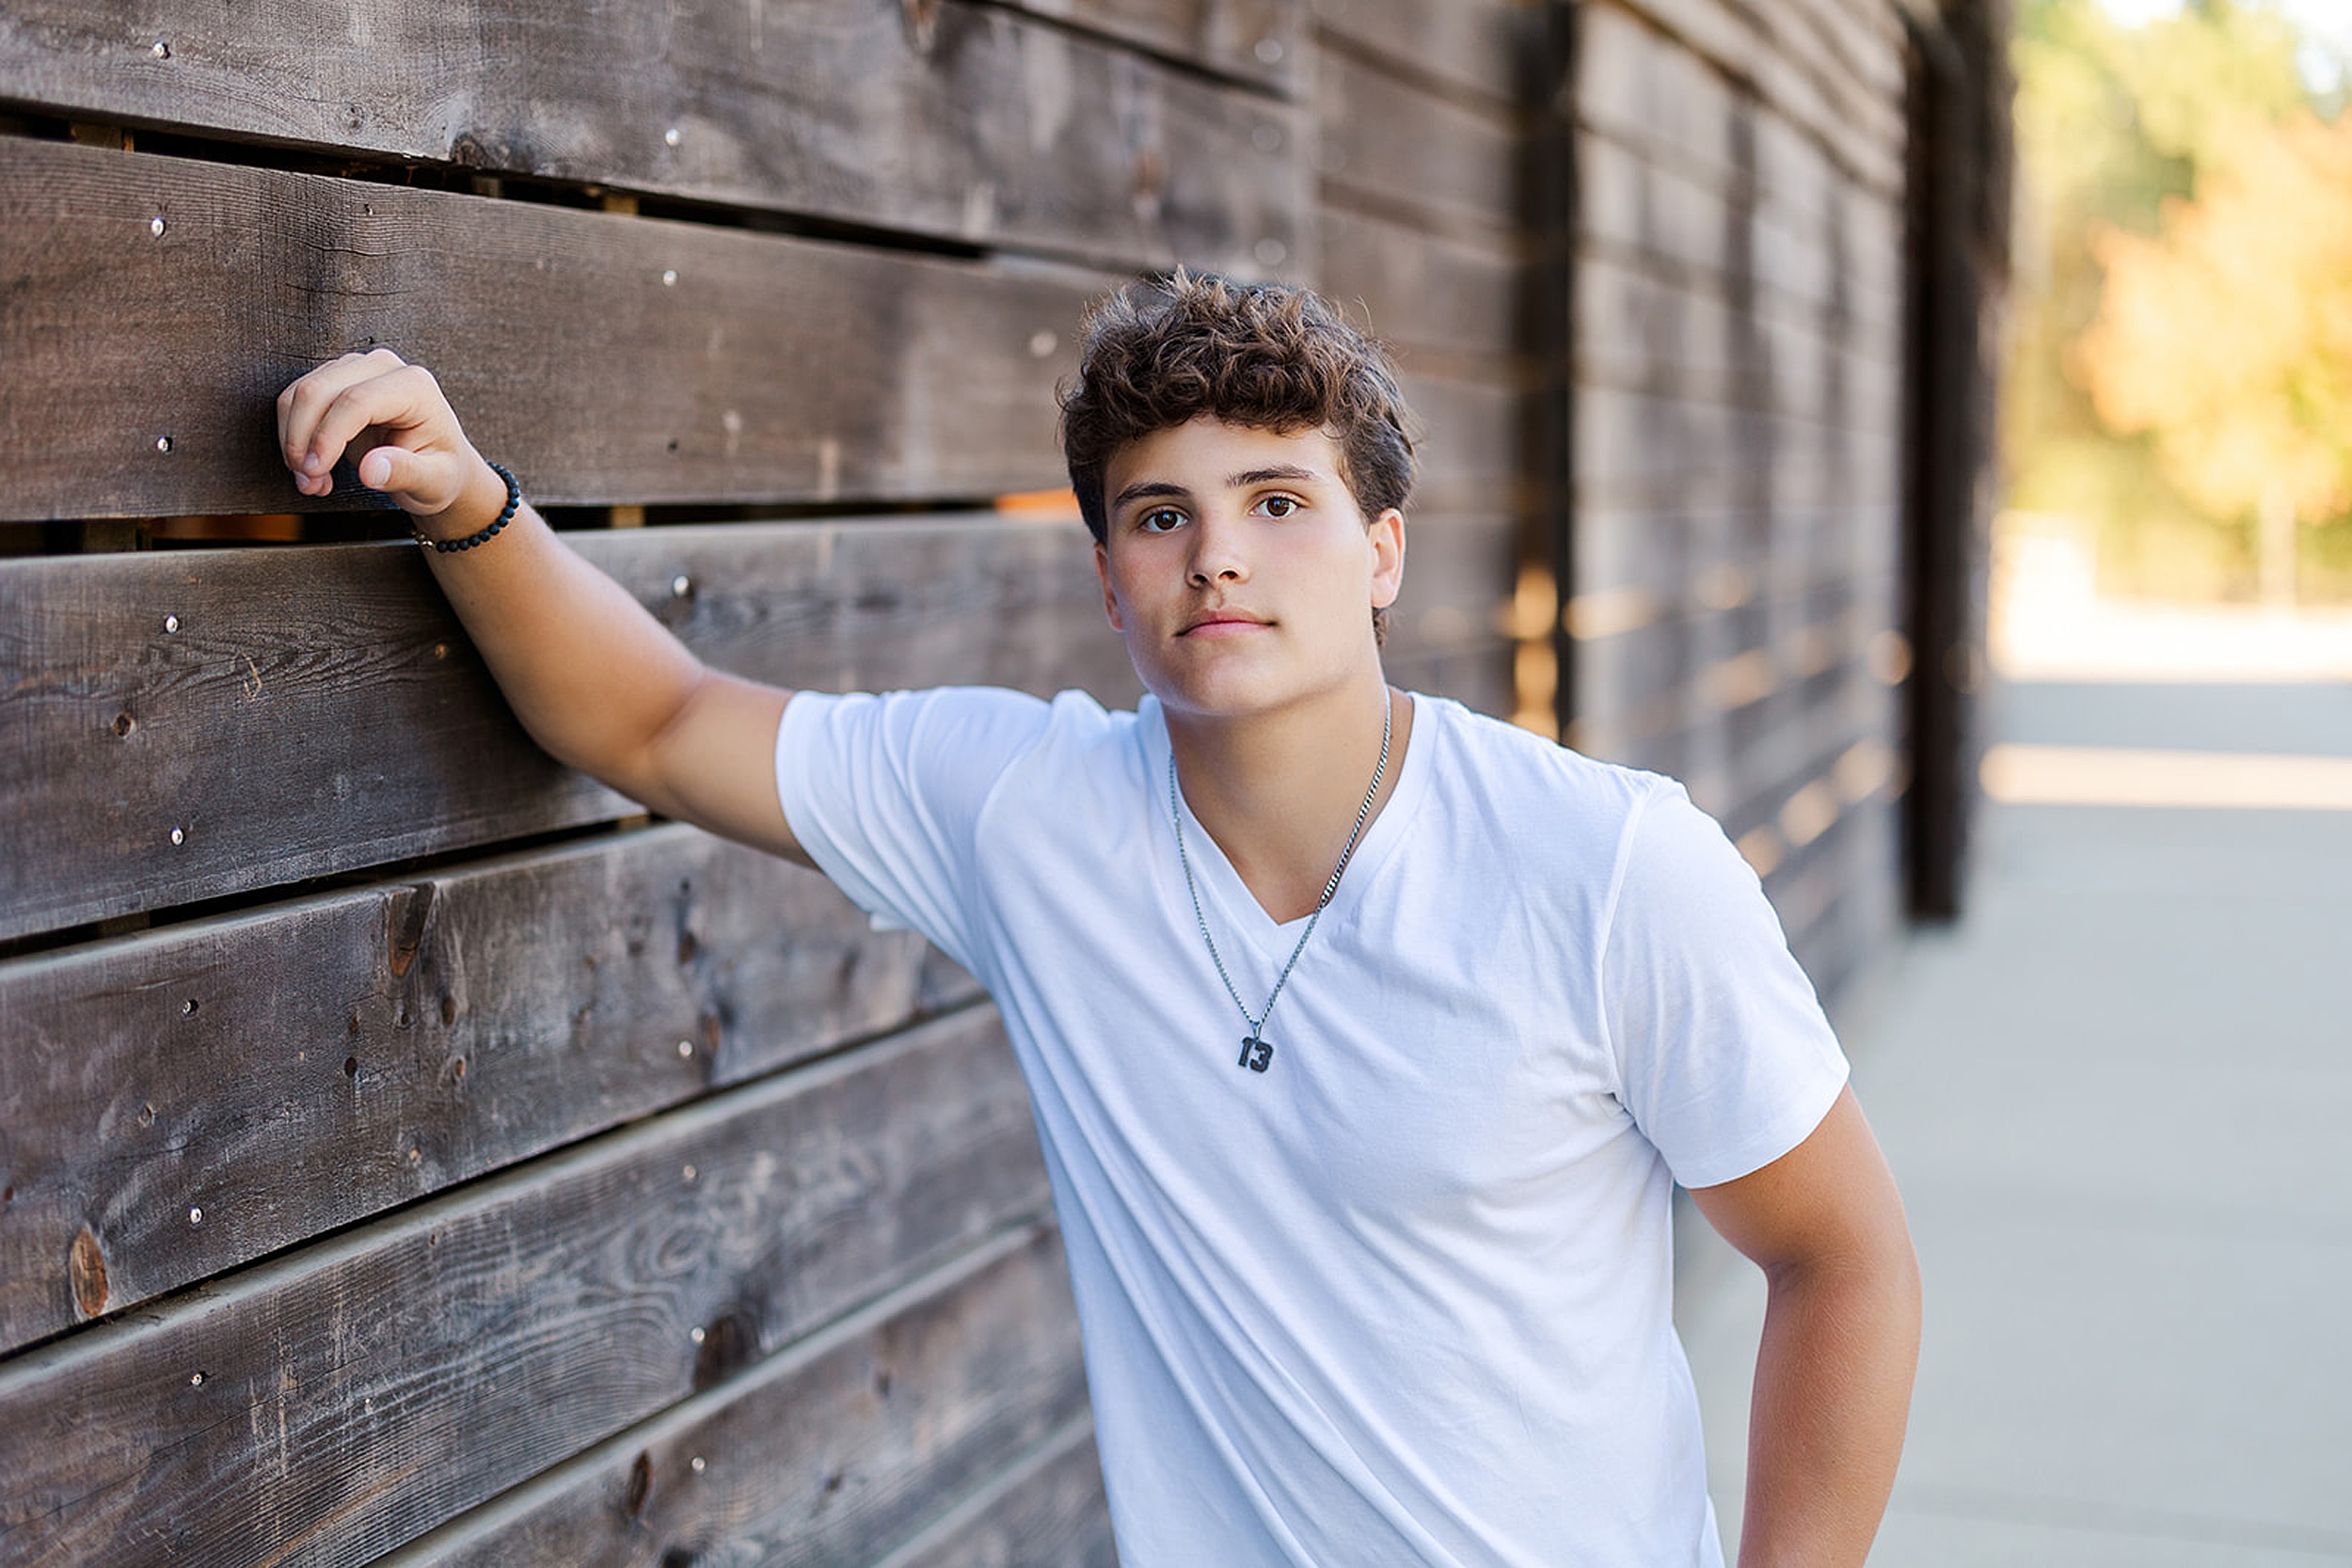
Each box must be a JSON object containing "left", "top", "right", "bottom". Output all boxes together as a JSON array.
[
  {"left": 1138, "top": 506, "right": 1186, "bottom": 533},
  {"left": 1258, "top": 495, "right": 1299, "bottom": 518}
]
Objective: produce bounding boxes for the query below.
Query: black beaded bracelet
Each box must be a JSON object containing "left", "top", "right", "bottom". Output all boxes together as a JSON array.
[{"left": 415, "top": 461, "right": 521, "bottom": 553}]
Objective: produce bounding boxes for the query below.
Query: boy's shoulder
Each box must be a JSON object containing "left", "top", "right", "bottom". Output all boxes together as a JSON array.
[{"left": 1414, "top": 693, "right": 1672, "bottom": 819}]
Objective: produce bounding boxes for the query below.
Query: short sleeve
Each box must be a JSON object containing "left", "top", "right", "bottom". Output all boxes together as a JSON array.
[
  {"left": 1598, "top": 784, "right": 1850, "bottom": 1189},
  {"left": 775, "top": 686, "right": 1054, "bottom": 978}
]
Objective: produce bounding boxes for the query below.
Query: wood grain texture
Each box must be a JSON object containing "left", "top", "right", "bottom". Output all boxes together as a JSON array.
[
  {"left": 1576, "top": 132, "right": 1904, "bottom": 334},
  {"left": 1387, "top": 509, "right": 1519, "bottom": 658},
  {"left": 0, "top": 823, "right": 995, "bottom": 1355},
  {"left": 999, "top": 0, "right": 1303, "bottom": 94},
  {"left": 0, "top": 0, "right": 1306, "bottom": 272},
  {"left": 1307, "top": 0, "right": 1530, "bottom": 103},
  {"left": 871, "top": 1415, "right": 1115, "bottom": 1568},
  {"left": 389, "top": 1223, "right": 1091, "bottom": 1568},
  {"left": 0, "top": 1007, "right": 1052, "bottom": 1568},
  {"left": 1319, "top": 206, "right": 1519, "bottom": 372},
  {"left": 1315, "top": 50, "right": 1518, "bottom": 240},
  {"left": 1589, "top": 0, "right": 1903, "bottom": 195},
  {"left": 0, "top": 515, "right": 1137, "bottom": 942},
  {"left": 1403, "top": 372, "right": 1526, "bottom": 516},
  {"left": 0, "top": 138, "right": 1117, "bottom": 521}
]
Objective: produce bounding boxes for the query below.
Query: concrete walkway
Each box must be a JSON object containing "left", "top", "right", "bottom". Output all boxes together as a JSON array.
[{"left": 1677, "top": 676, "right": 2352, "bottom": 1564}]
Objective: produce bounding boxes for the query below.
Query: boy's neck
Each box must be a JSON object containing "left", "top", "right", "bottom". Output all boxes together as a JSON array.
[{"left": 1166, "top": 673, "right": 1414, "bottom": 925}]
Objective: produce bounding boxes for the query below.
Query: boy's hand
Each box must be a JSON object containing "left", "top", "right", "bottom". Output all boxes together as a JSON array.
[{"left": 276, "top": 348, "right": 503, "bottom": 534}]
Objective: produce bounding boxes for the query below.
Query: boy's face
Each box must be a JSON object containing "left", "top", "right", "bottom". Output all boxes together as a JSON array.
[{"left": 1094, "top": 416, "right": 1404, "bottom": 722}]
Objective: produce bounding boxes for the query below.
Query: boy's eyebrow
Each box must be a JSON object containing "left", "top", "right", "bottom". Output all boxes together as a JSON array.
[
  {"left": 1111, "top": 479, "right": 1192, "bottom": 506},
  {"left": 1109, "top": 464, "right": 1328, "bottom": 509},
  {"left": 1230, "top": 464, "right": 1323, "bottom": 487}
]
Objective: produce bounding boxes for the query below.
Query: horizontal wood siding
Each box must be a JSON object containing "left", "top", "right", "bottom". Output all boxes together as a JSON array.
[
  {"left": 0, "top": 1008, "right": 1049, "bottom": 1565},
  {"left": 0, "top": 825, "right": 993, "bottom": 1354},
  {"left": 0, "top": 518, "right": 1134, "bottom": 942},
  {"left": 871, "top": 1417, "right": 1116, "bottom": 1568},
  {"left": 1565, "top": 0, "right": 1911, "bottom": 990},
  {"left": 0, "top": 0, "right": 1305, "bottom": 273},
  {"left": 385, "top": 1224, "right": 1090, "bottom": 1568},
  {"left": 1312, "top": 0, "right": 1533, "bottom": 723},
  {"left": 0, "top": 139, "right": 1111, "bottom": 521}
]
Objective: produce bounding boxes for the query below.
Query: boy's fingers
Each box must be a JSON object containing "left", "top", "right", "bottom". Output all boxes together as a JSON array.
[
  {"left": 275, "top": 348, "right": 412, "bottom": 473},
  {"left": 301, "top": 365, "right": 446, "bottom": 487}
]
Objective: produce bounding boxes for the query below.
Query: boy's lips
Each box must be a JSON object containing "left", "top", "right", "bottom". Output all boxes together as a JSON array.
[{"left": 1180, "top": 610, "right": 1270, "bottom": 638}]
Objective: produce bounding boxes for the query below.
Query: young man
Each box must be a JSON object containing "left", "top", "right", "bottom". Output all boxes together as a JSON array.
[{"left": 277, "top": 273, "right": 1919, "bottom": 1566}]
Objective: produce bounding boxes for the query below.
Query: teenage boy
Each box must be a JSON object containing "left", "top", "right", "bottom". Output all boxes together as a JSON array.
[{"left": 277, "top": 273, "right": 1919, "bottom": 1566}]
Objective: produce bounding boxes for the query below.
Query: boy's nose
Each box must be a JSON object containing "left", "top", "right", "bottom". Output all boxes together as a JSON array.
[{"left": 1186, "top": 514, "right": 1248, "bottom": 584}]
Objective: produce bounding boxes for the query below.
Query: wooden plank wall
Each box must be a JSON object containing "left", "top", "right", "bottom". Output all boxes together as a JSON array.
[
  {"left": 1562, "top": 0, "right": 1918, "bottom": 993},
  {"left": 0, "top": 1, "right": 1547, "bottom": 1560},
  {"left": 1308, "top": 0, "right": 1537, "bottom": 719}
]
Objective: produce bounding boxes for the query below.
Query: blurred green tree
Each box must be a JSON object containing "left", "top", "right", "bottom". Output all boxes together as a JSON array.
[
  {"left": 2005, "top": 0, "right": 2343, "bottom": 599},
  {"left": 2077, "top": 115, "right": 2352, "bottom": 602}
]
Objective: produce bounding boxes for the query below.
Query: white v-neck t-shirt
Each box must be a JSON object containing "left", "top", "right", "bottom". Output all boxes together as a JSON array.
[{"left": 776, "top": 687, "right": 1848, "bottom": 1567}]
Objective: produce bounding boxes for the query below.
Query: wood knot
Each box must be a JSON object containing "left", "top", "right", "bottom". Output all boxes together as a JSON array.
[
  {"left": 899, "top": 0, "right": 941, "bottom": 53},
  {"left": 624, "top": 1449, "right": 653, "bottom": 1519},
  {"left": 387, "top": 881, "right": 439, "bottom": 978},
  {"left": 70, "top": 1227, "right": 110, "bottom": 1319},
  {"left": 691, "top": 1309, "right": 756, "bottom": 1389}
]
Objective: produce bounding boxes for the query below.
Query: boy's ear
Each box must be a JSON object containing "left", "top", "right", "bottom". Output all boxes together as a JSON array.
[
  {"left": 1369, "top": 507, "right": 1406, "bottom": 610},
  {"left": 1094, "top": 540, "right": 1125, "bottom": 632}
]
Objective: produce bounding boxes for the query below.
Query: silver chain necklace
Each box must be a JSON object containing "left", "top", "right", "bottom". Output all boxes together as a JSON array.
[{"left": 1168, "top": 694, "right": 1392, "bottom": 1075}]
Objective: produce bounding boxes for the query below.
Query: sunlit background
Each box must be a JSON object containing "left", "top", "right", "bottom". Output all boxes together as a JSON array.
[{"left": 1682, "top": 3, "right": 2352, "bottom": 1560}]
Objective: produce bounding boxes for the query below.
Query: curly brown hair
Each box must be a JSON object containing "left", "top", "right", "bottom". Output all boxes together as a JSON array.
[{"left": 1059, "top": 273, "right": 1418, "bottom": 642}]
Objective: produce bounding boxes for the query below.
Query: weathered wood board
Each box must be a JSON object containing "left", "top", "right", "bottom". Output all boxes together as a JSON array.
[
  {"left": 1387, "top": 510, "right": 1520, "bottom": 659},
  {"left": 1319, "top": 206, "right": 1519, "bottom": 372},
  {"left": 1399, "top": 372, "right": 1525, "bottom": 516},
  {"left": 0, "top": 0, "right": 1305, "bottom": 273},
  {"left": 1575, "top": 248, "right": 1905, "bottom": 420},
  {"left": 1308, "top": 0, "right": 1530, "bottom": 103},
  {"left": 1315, "top": 50, "right": 1518, "bottom": 239},
  {"left": 1001, "top": 0, "right": 1303, "bottom": 93},
  {"left": 871, "top": 1416, "right": 1115, "bottom": 1568},
  {"left": 0, "top": 138, "right": 1113, "bottom": 521},
  {"left": 1591, "top": 0, "right": 1904, "bottom": 193},
  {"left": 1576, "top": 134, "right": 1904, "bottom": 333},
  {"left": 0, "top": 516, "right": 1137, "bottom": 942},
  {"left": 387, "top": 1223, "right": 1089, "bottom": 1567},
  {"left": 0, "top": 1007, "right": 1051, "bottom": 1567},
  {"left": 0, "top": 823, "right": 995, "bottom": 1354}
]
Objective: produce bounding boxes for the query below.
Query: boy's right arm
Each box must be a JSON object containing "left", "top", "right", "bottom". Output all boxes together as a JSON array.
[{"left": 278, "top": 349, "right": 812, "bottom": 864}]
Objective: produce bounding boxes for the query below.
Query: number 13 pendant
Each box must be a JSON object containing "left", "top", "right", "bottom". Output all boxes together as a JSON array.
[{"left": 1237, "top": 1036, "right": 1275, "bottom": 1073}]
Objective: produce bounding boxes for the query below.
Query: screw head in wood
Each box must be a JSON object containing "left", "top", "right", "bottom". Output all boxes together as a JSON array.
[
  {"left": 150, "top": 214, "right": 167, "bottom": 237},
  {"left": 1028, "top": 329, "right": 1057, "bottom": 358},
  {"left": 664, "top": 127, "right": 682, "bottom": 147},
  {"left": 169, "top": 826, "right": 185, "bottom": 845},
  {"left": 155, "top": 434, "right": 173, "bottom": 452},
  {"left": 691, "top": 1455, "right": 707, "bottom": 1473},
  {"left": 189, "top": 1370, "right": 205, "bottom": 1386},
  {"left": 690, "top": 1326, "right": 706, "bottom": 1344},
  {"left": 1254, "top": 239, "right": 1287, "bottom": 267},
  {"left": 670, "top": 574, "right": 691, "bottom": 597},
  {"left": 661, "top": 268, "right": 677, "bottom": 287},
  {"left": 164, "top": 613, "right": 180, "bottom": 632},
  {"left": 677, "top": 1039, "right": 693, "bottom": 1058},
  {"left": 1254, "top": 37, "right": 1283, "bottom": 63},
  {"left": 187, "top": 1205, "right": 202, "bottom": 1226},
  {"left": 152, "top": 40, "right": 170, "bottom": 57},
  {"left": 681, "top": 1164, "right": 697, "bottom": 1182}
]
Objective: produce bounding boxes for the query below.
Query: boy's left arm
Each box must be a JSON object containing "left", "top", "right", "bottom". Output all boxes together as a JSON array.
[{"left": 1688, "top": 1085, "right": 1922, "bottom": 1568}]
